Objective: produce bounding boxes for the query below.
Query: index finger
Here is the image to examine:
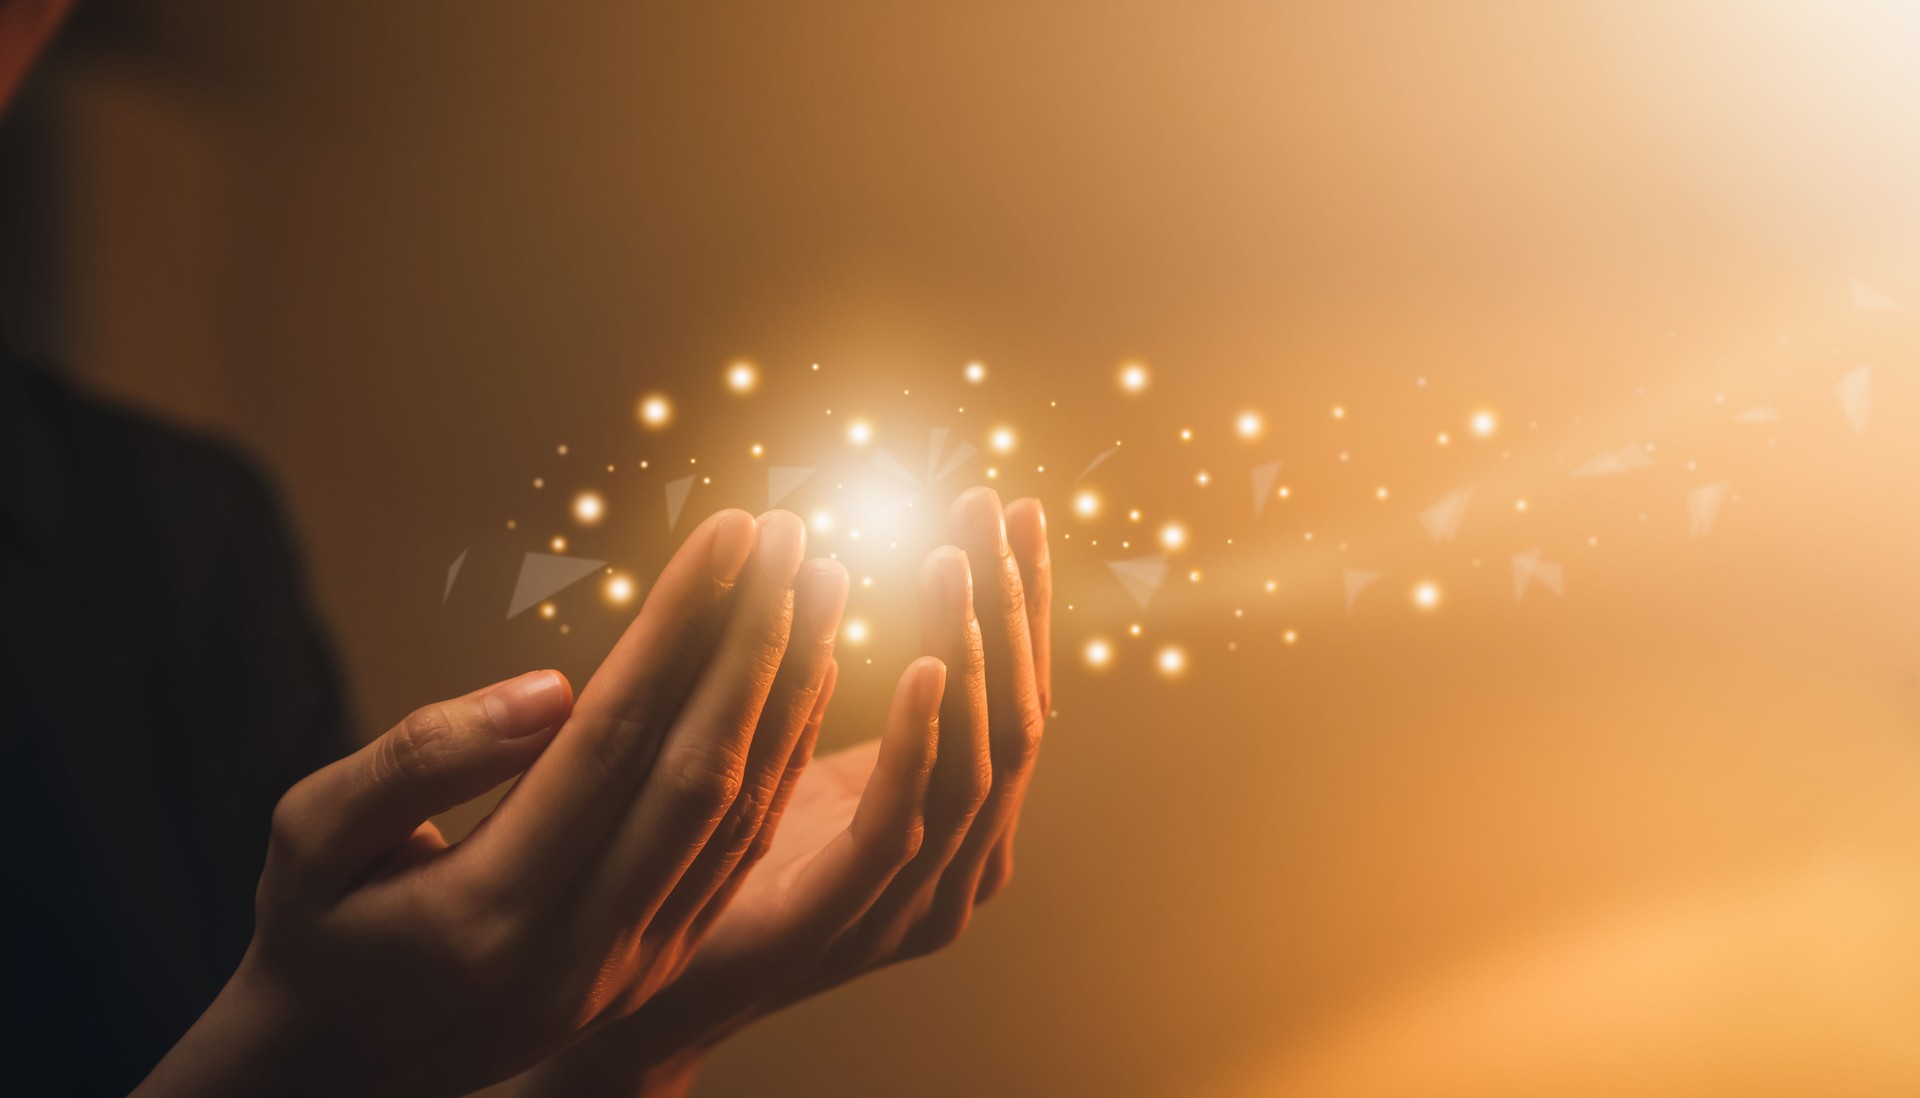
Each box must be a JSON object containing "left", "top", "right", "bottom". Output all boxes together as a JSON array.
[{"left": 464, "top": 508, "right": 758, "bottom": 904}]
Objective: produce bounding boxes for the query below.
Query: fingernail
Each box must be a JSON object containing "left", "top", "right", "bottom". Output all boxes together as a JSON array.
[
  {"left": 912, "top": 657, "right": 947, "bottom": 716},
  {"left": 806, "top": 563, "right": 849, "bottom": 640},
  {"left": 710, "top": 510, "right": 757, "bottom": 581},
  {"left": 757, "top": 511, "right": 807, "bottom": 584},
  {"left": 484, "top": 670, "right": 572, "bottom": 738},
  {"left": 940, "top": 548, "right": 974, "bottom": 621},
  {"left": 957, "top": 487, "right": 1006, "bottom": 550}
]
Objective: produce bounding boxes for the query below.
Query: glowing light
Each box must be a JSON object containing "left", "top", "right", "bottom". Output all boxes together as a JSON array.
[
  {"left": 1128, "top": 623, "right": 1143, "bottom": 636},
  {"left": 1160, "top": 523, "right": 1187, "bottom": 550},
  {"left": 1084, "top": 639, "right": 1113, "bottom": 669},
  {"left": 1437, "top": 432, "right": 1451, "bottom": 446},
  {"left": 1128, "top": 509, "right": 1142, "bottom": 522},
  {"left": 750, "top": 443, "right": 764, "bottom": 457},
  {"left": 842, "top": 619, "right": 870, "bottom": 644},
  {"left": 1470, "top": 409, "right": 1497, "bottom": 437},
  {"left": 1515, "top": 498, "right": 1529, "bottom": 512},
  {"left": 1284, "top": 629, "right": 1298, "bottom": 645},
  {"left": 1195, "top": 471, "right": 1210, "bottom": 486},
  {"left": 986, "top": 468, "right": 998, "bottom": 479},
  {"left": 1119, "top": 363, "right": 1149, "bottom": 393},
  {"left": 725, "top": 362, "right": 758, "bottom": 393},
  {"left": 1374, "top": 486, "right": 1389, "bottom": 501},
  {"left": 1073, "top": 490, "right": 1099, "bottom": 518},
  {"left": 1278, "top": 486, "right": 1291, "bottom": 499},
  {"left": 638, "top": 394, "right": 672, "bottom": 428},
  {"left": 538, "top": 601, "right": 557, "bottom": 620},
  {"left": 549, "top": 536, "right": 568, "bottom": 553},
  {"left": 810, "top": 510, "right": 834, "bottom": 533},
  {"left": 1188, "top": 569, "right": 1202, "bottom": 583},
  {"left": 605, "top": 574, "right": 635, "bottom": 604},
  {"left": 1265, "top": 580, "right": 1278, "bottom": 593},
  {"left": 1156, "top": 646, "right": 1187, "bottom": 676},
  {"left": 1332, "top": 405, "right": 1346, "bottom": 420},
  {"left": 573, "top": 492, "right": 604, "bottom": 524},
  {"left": 1179, "top": 428, "right": 1193, "bottom": 441},
  {"left": 964, "top": 362, "right": 987, "bottom": 383},
  {"left": 990, "top": 427, "right": 1016, "bottom": 453},
  {"left": 847, "top": 421, "right": 873, "bottom": 446},
  {"left": 1236, "top": 411, "right": 1263, "bottom": 438},
  {"left": 1412, "top": 580, "right": 1442, "bottom": 610}
]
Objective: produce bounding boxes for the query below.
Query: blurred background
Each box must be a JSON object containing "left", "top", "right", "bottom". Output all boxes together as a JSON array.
[{"left": 6, "top": 2, "right": 1920, "bottom": 1094}]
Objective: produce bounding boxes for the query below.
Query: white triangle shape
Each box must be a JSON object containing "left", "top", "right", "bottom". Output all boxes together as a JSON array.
[
  {"left": 873, "top": 447, "right": 922, "bottom": 487},
  {"left": 507, "top": 553, "right": 607, "bottom": 618},
  {"left": 664, "top": 475, "right": 696, "bottom": 529},
  {"left": 1343, "top": 569, "right": 1385, "bottom": 612},
  {"left": 444, "top": 549, "right": 468, "bottom": 604},
  {"left": 1075, "top": 447, "right": 1118, "bottom": 483},
  {"left": 1106, "top": 556, "right": 1169, "bottom": 609},
  {"left": 767, "top": 466, "right": 815, "bottom": 508},
  {"left": 1688, "top": 482, "right": 1730, "bottom": 540},
  {"left": 1419, "top": 487, "right": 1474, "bottom": 543},
  {"left": 1250, "top": 461, "right": 1283, "bottom": 517}
]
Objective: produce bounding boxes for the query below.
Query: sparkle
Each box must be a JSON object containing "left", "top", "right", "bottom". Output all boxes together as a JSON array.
[
  {"left": 1073, "top": 490, "right": 1099, "bottom": 518},
  {"left": 725, "top": 362, "right": 758, "bottom": 393},
  {"left": 810, "top": 510, "right": 834, "bottom": 533},
  {"left": 1195, "top": 471, "right": 1210, "bottom": 486},
  {"left": 1412, "top": 580, "right": 1442, "bottom": 611},
  {"left": 1119, "top": 363, "right": 1150, "bottom": 393},
  {"left": 1236, "top": 411, "right": 1263, "bottom": 439},
  {"left": 964, "top": 362, "right": 987, "bottom": 383},
  {"left": 1278, "top": 486, "right": 1291, "bottom": 499},
  {"left": 750, "top": 443, "right": 764, "bottom": 457},
  {"left": 605, "top": 574, "right": 635, "bottom": 604},
  {"left": 1374, "top": 486, "right": 1389, "bottom": 500},
  {"left": 1084, "top": 639, "right": 1114, "bottom": 669},
  {"left": 1179, "top": 428, "right": 1193, "bottom": 442},
  {"left": 1470, "top": 409, "right": 1497, "bottom": 437},
  {"left": 1437, "top": 432, "right": 1451, "bottom": 446},
  {"left": 1332, "top": 405, "right": 1346, "bottom": 420},
  {"left": 556, "top": 443, "right": 569, "bottom": 456},
  {"left": 1283, "top": 629, "right": 1298, "bottom": 645},
  {"left": 1128, "top": 509, "right": 1142, "bottom": 522},
  {"left": 842, "top": 619, "right": 870, "bottom": 644},
  {"left": 1160, "top": 523, "right": 1187, "bottom": 550},
  {"left": 1156, "top": 646, "right": 1187, "bottom": 676},
  {"left": 990, "top": 426, "right": 1016, "bottom": 453},
  {"left": 549, "top": 535, "right": 568, "bottom": 553},
  {"left": 1128, "top": 623, "right": 1143, "bottom": 637},
  {"left": 573, "top": 491, "right": 604, "bottom": 524},
  {"left": 847, "top": 421, "right": 873, "bottom": 446},
  {"left": 1514, "top": 498, "right": 1529, "bottom": 512},
  {"left": 538, "top": 601, "right": 558, "bottom": 620},
  {"left": 1188, "top": 569, "right": 1202, "bottom": 583},
  {"left": 638, "top": 394, "right": 672, "bottom": 428},
  {"left": 1265, "top": 580, "right": 1278, "bottom": 593}
]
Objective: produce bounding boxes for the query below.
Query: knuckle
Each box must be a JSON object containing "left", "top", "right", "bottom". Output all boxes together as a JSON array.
[
  {"left": 663, "top": 745, "right": 744, "bottom": 816},
  {"left": 389, "top": 703, "right": 458, "bottom": 786},
  {"left": 993, "top": 706, "right": 1045, "bottom": 773},
  {"left": 584, "top": 713, "right": 653, "bottom": 784}
]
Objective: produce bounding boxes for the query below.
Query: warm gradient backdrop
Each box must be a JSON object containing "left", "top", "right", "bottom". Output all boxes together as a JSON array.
[{"left": 8, "top": 2, "right": 1920, "bottom": 1094}]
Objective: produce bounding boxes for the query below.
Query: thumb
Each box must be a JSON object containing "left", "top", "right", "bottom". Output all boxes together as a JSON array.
[{"left": 270, "top": 670, "right": 573, "bottom": 893}]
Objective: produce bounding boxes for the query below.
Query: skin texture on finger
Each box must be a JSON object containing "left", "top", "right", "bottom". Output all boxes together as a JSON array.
[
  {"left": 465, "top": 509, "right": 757, "bottom": 906},
  {"left": 980, "top": 496, "right": 1052, "bottom": 899},
  {"left": 650, "top": 556, "right": 848, "bottom": 939},
  {"left": 919, "top": 488, "right": 1048, "bottom": 937},
  {"left": 271, "top": 670, "right": 572, "bottom": 895},
  {"left": 575, "top": 511, "right": 809, "bottom": 941}
]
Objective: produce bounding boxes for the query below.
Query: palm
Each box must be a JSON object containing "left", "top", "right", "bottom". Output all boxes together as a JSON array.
[{"left": 688, "top": 739, "right": 882, "bottom": 960}]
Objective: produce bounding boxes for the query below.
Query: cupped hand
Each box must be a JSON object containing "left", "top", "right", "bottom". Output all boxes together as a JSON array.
[
  {"left": 515, "top": 489, "right": 1051, "bottom": 1096},
  {"left": 137, "top": 509, "right": 848, "bottom": 1098}
]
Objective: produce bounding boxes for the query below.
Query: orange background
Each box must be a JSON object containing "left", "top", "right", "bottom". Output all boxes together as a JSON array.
[{"left": 7, "top": 3, "right": 1920, "bottom": 1094}]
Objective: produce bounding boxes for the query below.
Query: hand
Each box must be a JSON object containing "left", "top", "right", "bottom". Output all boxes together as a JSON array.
[
  {"left": 514, "top": 489, "right": 1051, "bottom": 1097},
  {"left": 136, "top": 510, "right": 851, "bottom": 1098}
]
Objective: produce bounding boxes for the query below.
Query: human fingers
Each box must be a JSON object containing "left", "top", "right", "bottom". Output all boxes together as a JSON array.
[
  {"left": 974, "top": 495, "right": 1051, "bottom": 900},
  {"left": 467, "top": 509, "right": 755, "bottom": 904},
  {"left": 267, "top": 670, "right": 571, "bottom": 897},
  {"left": 576, "top": 510, "right": 809, "bottom": 937},
  {"left": 652, "top": 556, "right": 848, "bottom": 937}
]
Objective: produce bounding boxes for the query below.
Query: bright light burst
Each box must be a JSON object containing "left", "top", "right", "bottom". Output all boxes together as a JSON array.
[
  {"left": 990, "top": 426, "right": 1016, "bottom": 453},
  {"left": 638, "top": 394, "right": 672, "bottom": 428},
  {"left": 1412, "top": 580, "right": 1442, "bottom": 610},
  {"left": 1084, "top": 639, "right": 1113, "bottom": 669},
  {"left": 1119, "top": 363, "right": 1150, "bottom": 393},
  {"left": 842, "top": 619, "right": 870, "bottom": 644},
  {"left": 1073, "top": 490, "right": 1100, "bottom": 517},
  {"left": 1236, "top": 411, "right": 1263, "bottom": 438},
  {"left": 1160, "top": 522, "right": 1187, "bottom": 550},
  {"left": 965, "top": 362, "right": 987, "bottom": 383},
  {"left": 1156, "top": 646, "right": 1186, "bottom": 676},
  {"left": 810, "top": 510, "right": 834, "bottom": 533},
  {"left": 605, "top": 574, "right": 635, "bottom": 604},
  {"left": 848, "top": 420, "right": 873, "bottom": 446},
  {"left": 573, "top": 491, "right": 604, "bottom": 524},
  {"left": 1470, "top": 409, "right": 1497, "bottom": 437},
  {"left": 726, "top": 362, "right": 758, "bottom": 393}
]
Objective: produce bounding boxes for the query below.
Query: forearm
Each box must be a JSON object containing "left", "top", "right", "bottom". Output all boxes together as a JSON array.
[{"left": 133, "top": 959, "right": 318, "bottom": 1098}]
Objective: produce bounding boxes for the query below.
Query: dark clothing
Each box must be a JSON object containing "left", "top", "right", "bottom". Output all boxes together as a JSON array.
[{"left": 2, "top": 354, "right": 350, "bottom": 1094}]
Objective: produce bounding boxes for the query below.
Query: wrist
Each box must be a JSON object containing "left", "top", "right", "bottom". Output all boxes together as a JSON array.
[{"left": 134, "top": 950, "right": 319, "bottom": 1098}]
